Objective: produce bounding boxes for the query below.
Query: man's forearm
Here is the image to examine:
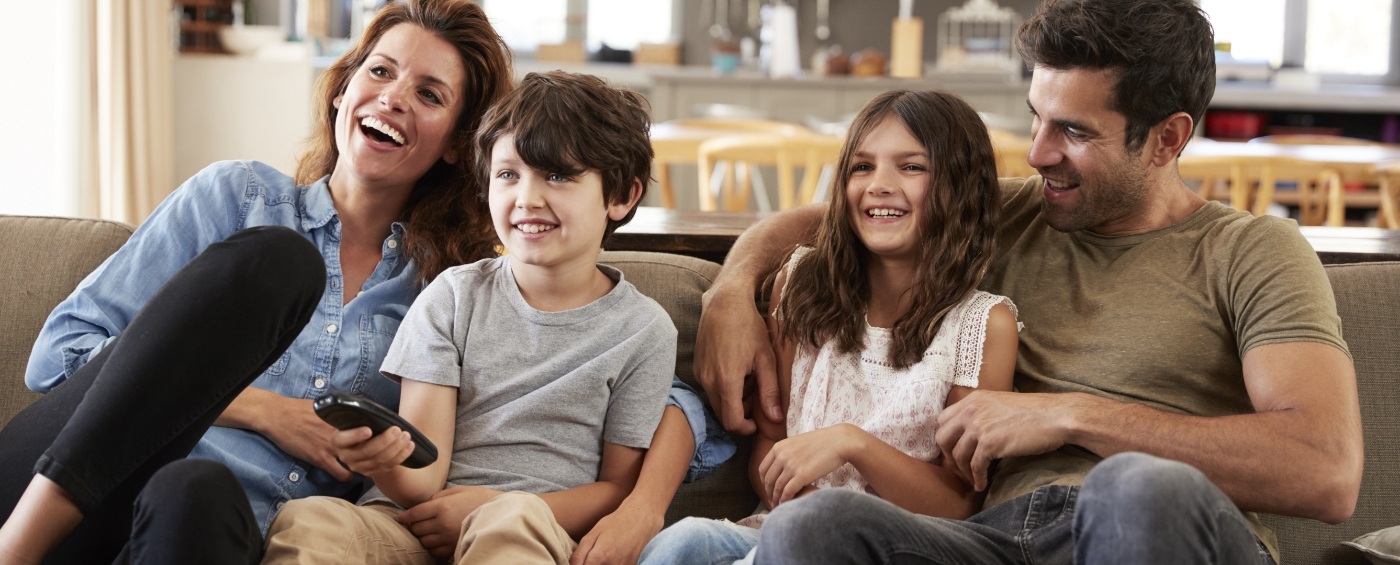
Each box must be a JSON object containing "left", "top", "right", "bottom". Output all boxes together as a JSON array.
[{"left": 705, "top": 204, "right": 824, "bottom": 307}]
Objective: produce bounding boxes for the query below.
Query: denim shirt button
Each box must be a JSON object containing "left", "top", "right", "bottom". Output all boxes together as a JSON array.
[
  {"left": 387, "top": 239, "right": 398, "bottom": 249},
  {"left": 276, "top": 500, "right": 286, "bottom": 511},
  {"left": 289, "top": 471, "right": 301, "bottom": 482},
  {"left": 325, "top": 324, "right": 338, "bottom": 334},
  {"left": 314, "top": 377, "right": 326, "bottom": 388}
]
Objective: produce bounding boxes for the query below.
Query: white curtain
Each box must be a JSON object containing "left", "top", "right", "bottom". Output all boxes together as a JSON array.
[{"left": 92, "top": 1, "right": 175, "bottom": 225}]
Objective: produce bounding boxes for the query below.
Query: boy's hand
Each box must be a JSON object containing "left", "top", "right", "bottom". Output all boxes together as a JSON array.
[
  {"left": 570, "top": 501, "right": 661, "bottom": 565},
  {"left": 759, "top": 424, "right": 860, "bottom": 507},
  {"left": 330, "top": 426, "right": 415, "bottom": 477},
  {"left": 398, "top": 485, "right": 504, "bottom": 559}
]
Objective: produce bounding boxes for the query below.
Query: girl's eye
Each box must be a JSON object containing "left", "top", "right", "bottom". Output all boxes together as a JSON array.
[
  {"left": 850, "top": 163, "right": 873, "bottom": 173},
  {"left": 903, "top": 164, "right": 928, "bottom": 172}
]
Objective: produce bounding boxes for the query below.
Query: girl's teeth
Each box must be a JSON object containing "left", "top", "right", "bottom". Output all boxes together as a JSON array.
[{"left": 516, "top": 223, "right": 555, "bottom": 234}]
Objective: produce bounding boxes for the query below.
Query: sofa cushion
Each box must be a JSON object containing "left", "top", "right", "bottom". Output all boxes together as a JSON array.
[
  {"left": 0, "top": 215, "right": 133, "bottom": 428},
  {"left": 1261, "top": 261, "right": 1400, "bottom": 565},
  {"left": 1344, "top": 525, "right": 1400, "bottom": 564}
]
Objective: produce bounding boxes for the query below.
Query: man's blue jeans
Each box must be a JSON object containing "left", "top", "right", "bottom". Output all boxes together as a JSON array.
[{"left": 754, "top": 452, "right": 1275, "bottom": 565}]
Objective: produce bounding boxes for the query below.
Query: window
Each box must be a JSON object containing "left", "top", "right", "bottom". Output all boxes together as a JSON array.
[
  {"left": 1200, "top": 0, "right": 1396, "bottom": 83},
  {"left": 480, "top": 0, "right": 675, "bottom": 55}
]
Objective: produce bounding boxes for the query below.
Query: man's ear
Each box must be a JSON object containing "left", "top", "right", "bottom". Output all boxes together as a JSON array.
[
  {"left": 607, "top": 179, "right": 645, "bottom": 221},
  {"left": 1148, "top": 111, "right": 1194, "bottom": 167}
]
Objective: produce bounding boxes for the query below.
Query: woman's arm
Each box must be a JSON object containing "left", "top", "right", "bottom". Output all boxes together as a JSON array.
[
  {"left": 570, "top": 406, "right": 694, "bottom": 565},
  {"left": 331, "top": 379, "right": 458, "bottom": 508},
  {"left": 537, "top": 441, "right": 647, "bottom": 540}
]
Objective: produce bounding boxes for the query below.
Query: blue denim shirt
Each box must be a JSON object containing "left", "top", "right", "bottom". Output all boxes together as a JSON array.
[
  {"left": 26, "top": 161, "right": 416, "bottom": 533},
  {"left": 27, "top": 160, "right": 733, "bottom": 531}
]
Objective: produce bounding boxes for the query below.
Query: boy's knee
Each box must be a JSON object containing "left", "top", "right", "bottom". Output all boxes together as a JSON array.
[
  {"left": 269, "top": 496, "right": 357, "bottom": 534},
  {"left": 467, "top": 491, "right": 547, "bottom": 528}
]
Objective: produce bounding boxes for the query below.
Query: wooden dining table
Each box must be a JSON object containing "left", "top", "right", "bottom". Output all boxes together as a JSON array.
[{"left": 611, "top": 206, "right": 1400, "bottom": 265}]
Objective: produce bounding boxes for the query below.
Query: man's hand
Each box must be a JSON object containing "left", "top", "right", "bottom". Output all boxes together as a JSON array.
[
  {"left": 397, "top": 485, "right": 503, "bottom": 559},
  {"left": 694, "top": 284, "right": 781, "bottom": 435},
  {"left": 759, "top": 424, "right": 862, "bottom": 507},
  {"left": 935, "top": 391, "right": 1079, "bottom": 492},
  {"left": 569, "top": 500, "right": 662, "bottom": 565},
  {"left": 251, "top": 394, "right": 356, "bottom": 482}
]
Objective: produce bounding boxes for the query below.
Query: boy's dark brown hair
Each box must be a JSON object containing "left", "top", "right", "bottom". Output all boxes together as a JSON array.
[
  {"left": 774, "top": 90, "right": 1000, "bottom": 369},
  {"left": 475, "top": 71, "right": 653, "bottom": 242},
  {"left": 298, "top": 0, "right": 513, "bottom": 283},
  {"left": 1016, "top": 0, "right": 1215, "bottom": 153}
]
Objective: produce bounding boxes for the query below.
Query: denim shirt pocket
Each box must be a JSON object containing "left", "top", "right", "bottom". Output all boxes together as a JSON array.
[
  {"left": 263, "top": 351, "right": 292, "bottom": 376},
  {"left": 351, "top": 314, "right": 401, "bottom": 409}
]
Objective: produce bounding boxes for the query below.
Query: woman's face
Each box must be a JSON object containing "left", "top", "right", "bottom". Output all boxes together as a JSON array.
[{"left": 330, "top": 23, "right": 467, "bottom": 195}]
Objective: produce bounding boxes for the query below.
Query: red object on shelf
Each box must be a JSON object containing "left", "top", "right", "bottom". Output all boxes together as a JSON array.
[{"left": 1205, "top": 111, "right": 1268, "bottom": 140}]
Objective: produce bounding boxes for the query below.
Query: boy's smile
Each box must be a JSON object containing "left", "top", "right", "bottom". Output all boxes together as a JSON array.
[{"left": 488, "top": 134, "right": 635, "bottom": 280}]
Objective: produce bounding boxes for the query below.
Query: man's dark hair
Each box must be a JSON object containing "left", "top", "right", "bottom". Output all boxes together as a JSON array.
[
  {"left": 1016, "top": 0, "right": 1216, "bottom": 152},
  {"left": 475, "top": 71, "right": 653, "bottom": 242}
]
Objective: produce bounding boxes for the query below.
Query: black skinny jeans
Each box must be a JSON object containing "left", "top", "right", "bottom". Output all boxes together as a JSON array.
[{"left": 0, "top": 226, "right": 325, "bottom": 564}]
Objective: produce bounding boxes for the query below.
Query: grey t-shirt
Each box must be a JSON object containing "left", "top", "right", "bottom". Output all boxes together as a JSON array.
[{"left": 361, "top": 256, "right": 677, "bottom": 505}]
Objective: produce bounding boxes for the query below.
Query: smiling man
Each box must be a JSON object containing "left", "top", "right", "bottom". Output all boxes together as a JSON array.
[{"left": 689, "top": 0, "right": 1362, "bottom": 563}]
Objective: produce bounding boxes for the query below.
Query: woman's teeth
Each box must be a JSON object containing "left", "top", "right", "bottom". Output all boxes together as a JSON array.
[
  {"left": 360, "top": 116, "right": 405, "bottom": 146},
  {"left": 868, "top": 208, "right": 905, "bottom": 217}
]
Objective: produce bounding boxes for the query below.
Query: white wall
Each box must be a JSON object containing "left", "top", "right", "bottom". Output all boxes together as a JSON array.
[{"left": 0, "top": 0, "right": 84, "bottom": 217}]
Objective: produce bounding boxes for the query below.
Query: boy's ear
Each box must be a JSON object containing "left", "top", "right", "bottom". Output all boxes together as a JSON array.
[{"left": 606, "top": 179, "right": 645, "bottom": 221}]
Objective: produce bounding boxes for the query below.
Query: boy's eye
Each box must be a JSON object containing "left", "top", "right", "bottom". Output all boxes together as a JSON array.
[
  {"left": 495, "top": 170, "right": 518, "bottom": 180},
  {"left": 547, "top": 173, "right": 572, "bottom": 182}
]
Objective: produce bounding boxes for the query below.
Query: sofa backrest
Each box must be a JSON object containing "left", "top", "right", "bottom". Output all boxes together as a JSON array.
[
  {"left": 0, "top": 215, "right": 133, "bottom": 428},
  {"left": 1262, "top": 261, "right": 1400, "bottom": 565}
]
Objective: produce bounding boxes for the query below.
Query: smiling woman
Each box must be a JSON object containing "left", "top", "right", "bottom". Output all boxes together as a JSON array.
[{"left": 0, "top": 1, "right": 512, "bottom": 564}]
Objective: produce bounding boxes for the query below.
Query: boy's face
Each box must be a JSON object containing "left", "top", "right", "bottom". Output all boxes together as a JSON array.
[{"left": 488, "top": 133, "right": 636, "bottom": 271}]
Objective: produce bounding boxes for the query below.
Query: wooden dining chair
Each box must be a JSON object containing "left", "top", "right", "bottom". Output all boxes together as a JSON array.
[
  {"left": 650, "top": 118, "right": 814, "bottom": 209},
  {"left": 696, "top": 133, "right": 845, "bottom": 212},
  {"left": 987, "top": 129, "right": 1037, "bottom": 179},
  {"left": 1177, "top": 155, "right": 1343, "bottom": 225},
  {"left": 1249, "top": 134, "right": 1380, "bottom": 146},
  {"left": 1376, "top": 163, "right": 1400, "bottom": 229}
]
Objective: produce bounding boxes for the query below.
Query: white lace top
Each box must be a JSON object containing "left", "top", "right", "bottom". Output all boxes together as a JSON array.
[{"left": 779, "top": 247, "right": 1018, "bottom": 495}]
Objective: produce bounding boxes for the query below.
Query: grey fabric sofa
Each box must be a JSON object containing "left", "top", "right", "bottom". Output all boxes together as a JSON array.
[{"left": 1, "top": 213, "right": 1396, "bottom": 564}]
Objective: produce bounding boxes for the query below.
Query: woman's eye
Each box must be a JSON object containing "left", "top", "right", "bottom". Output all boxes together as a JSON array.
[
  {"left": 369, "top": 65, "right": 389, "bottom": 78},
  {"left": 420, "top": 89, "right": 442, "bottom": 105}
]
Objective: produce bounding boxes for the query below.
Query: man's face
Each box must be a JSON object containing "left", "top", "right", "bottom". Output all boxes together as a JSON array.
[{"left": 1025, "top": 66, "right": 1153, "bottom": 235}]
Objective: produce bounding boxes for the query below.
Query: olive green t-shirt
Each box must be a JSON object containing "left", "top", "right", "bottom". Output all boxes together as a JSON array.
[{"left": 980, "top": 177, "right": 1348, "bottom": 560}]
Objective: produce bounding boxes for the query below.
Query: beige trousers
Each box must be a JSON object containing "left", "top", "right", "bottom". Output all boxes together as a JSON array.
[{"left": 262, "top": 491, "right": 575, "bottom": 564}]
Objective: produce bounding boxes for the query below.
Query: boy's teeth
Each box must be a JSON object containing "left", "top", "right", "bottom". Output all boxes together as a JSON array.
[
  {"left": 869, "top": 208, "right": 905, "bottom": 217},
  {"left": 516, "top": 223, "right": 556, "bottom": 234},
  {"left": 360, "top": 116, "right": 405, "bottom": 145}
]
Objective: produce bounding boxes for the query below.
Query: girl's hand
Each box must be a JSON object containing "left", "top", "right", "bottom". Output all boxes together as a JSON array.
[
  {"left": 759, "top": 423, "right": 865, "bottom": 506},
  {"left": 329, "top": 426, "right": 415, "bottom": 477}
]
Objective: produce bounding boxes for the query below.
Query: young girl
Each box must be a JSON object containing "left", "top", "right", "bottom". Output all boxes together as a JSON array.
[{"left": 641, "top": 89, "right": 1020, "bottom": 565}]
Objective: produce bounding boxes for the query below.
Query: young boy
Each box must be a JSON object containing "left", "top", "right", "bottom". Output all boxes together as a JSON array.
[{"left": 262, "top": 71, "right": 677, "bottom": 564}]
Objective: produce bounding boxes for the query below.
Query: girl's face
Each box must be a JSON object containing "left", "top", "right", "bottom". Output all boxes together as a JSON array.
[
  {"left": 845, "top": 114, "right": 931, "bottom": 263},
  {"left": 329, "top": 23, "right": 466, "bottom": 195}
]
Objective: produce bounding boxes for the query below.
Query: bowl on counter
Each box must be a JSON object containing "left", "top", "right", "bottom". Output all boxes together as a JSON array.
[{"left": 217, "top": 25, "right": 285, "bottom": 56}]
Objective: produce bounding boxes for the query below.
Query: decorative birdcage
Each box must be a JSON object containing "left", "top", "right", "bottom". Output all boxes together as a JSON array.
[{"left": 935, "top": 0, "right": 1020, "bottom": 75}]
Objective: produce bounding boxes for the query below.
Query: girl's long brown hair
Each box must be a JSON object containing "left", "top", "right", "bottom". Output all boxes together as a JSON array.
[
  {"left": 295, "top": 0, "right": 513, "bottom": 283},
  {"left": 774, "top": 90, "right": 1001, "bottom": 369}
]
